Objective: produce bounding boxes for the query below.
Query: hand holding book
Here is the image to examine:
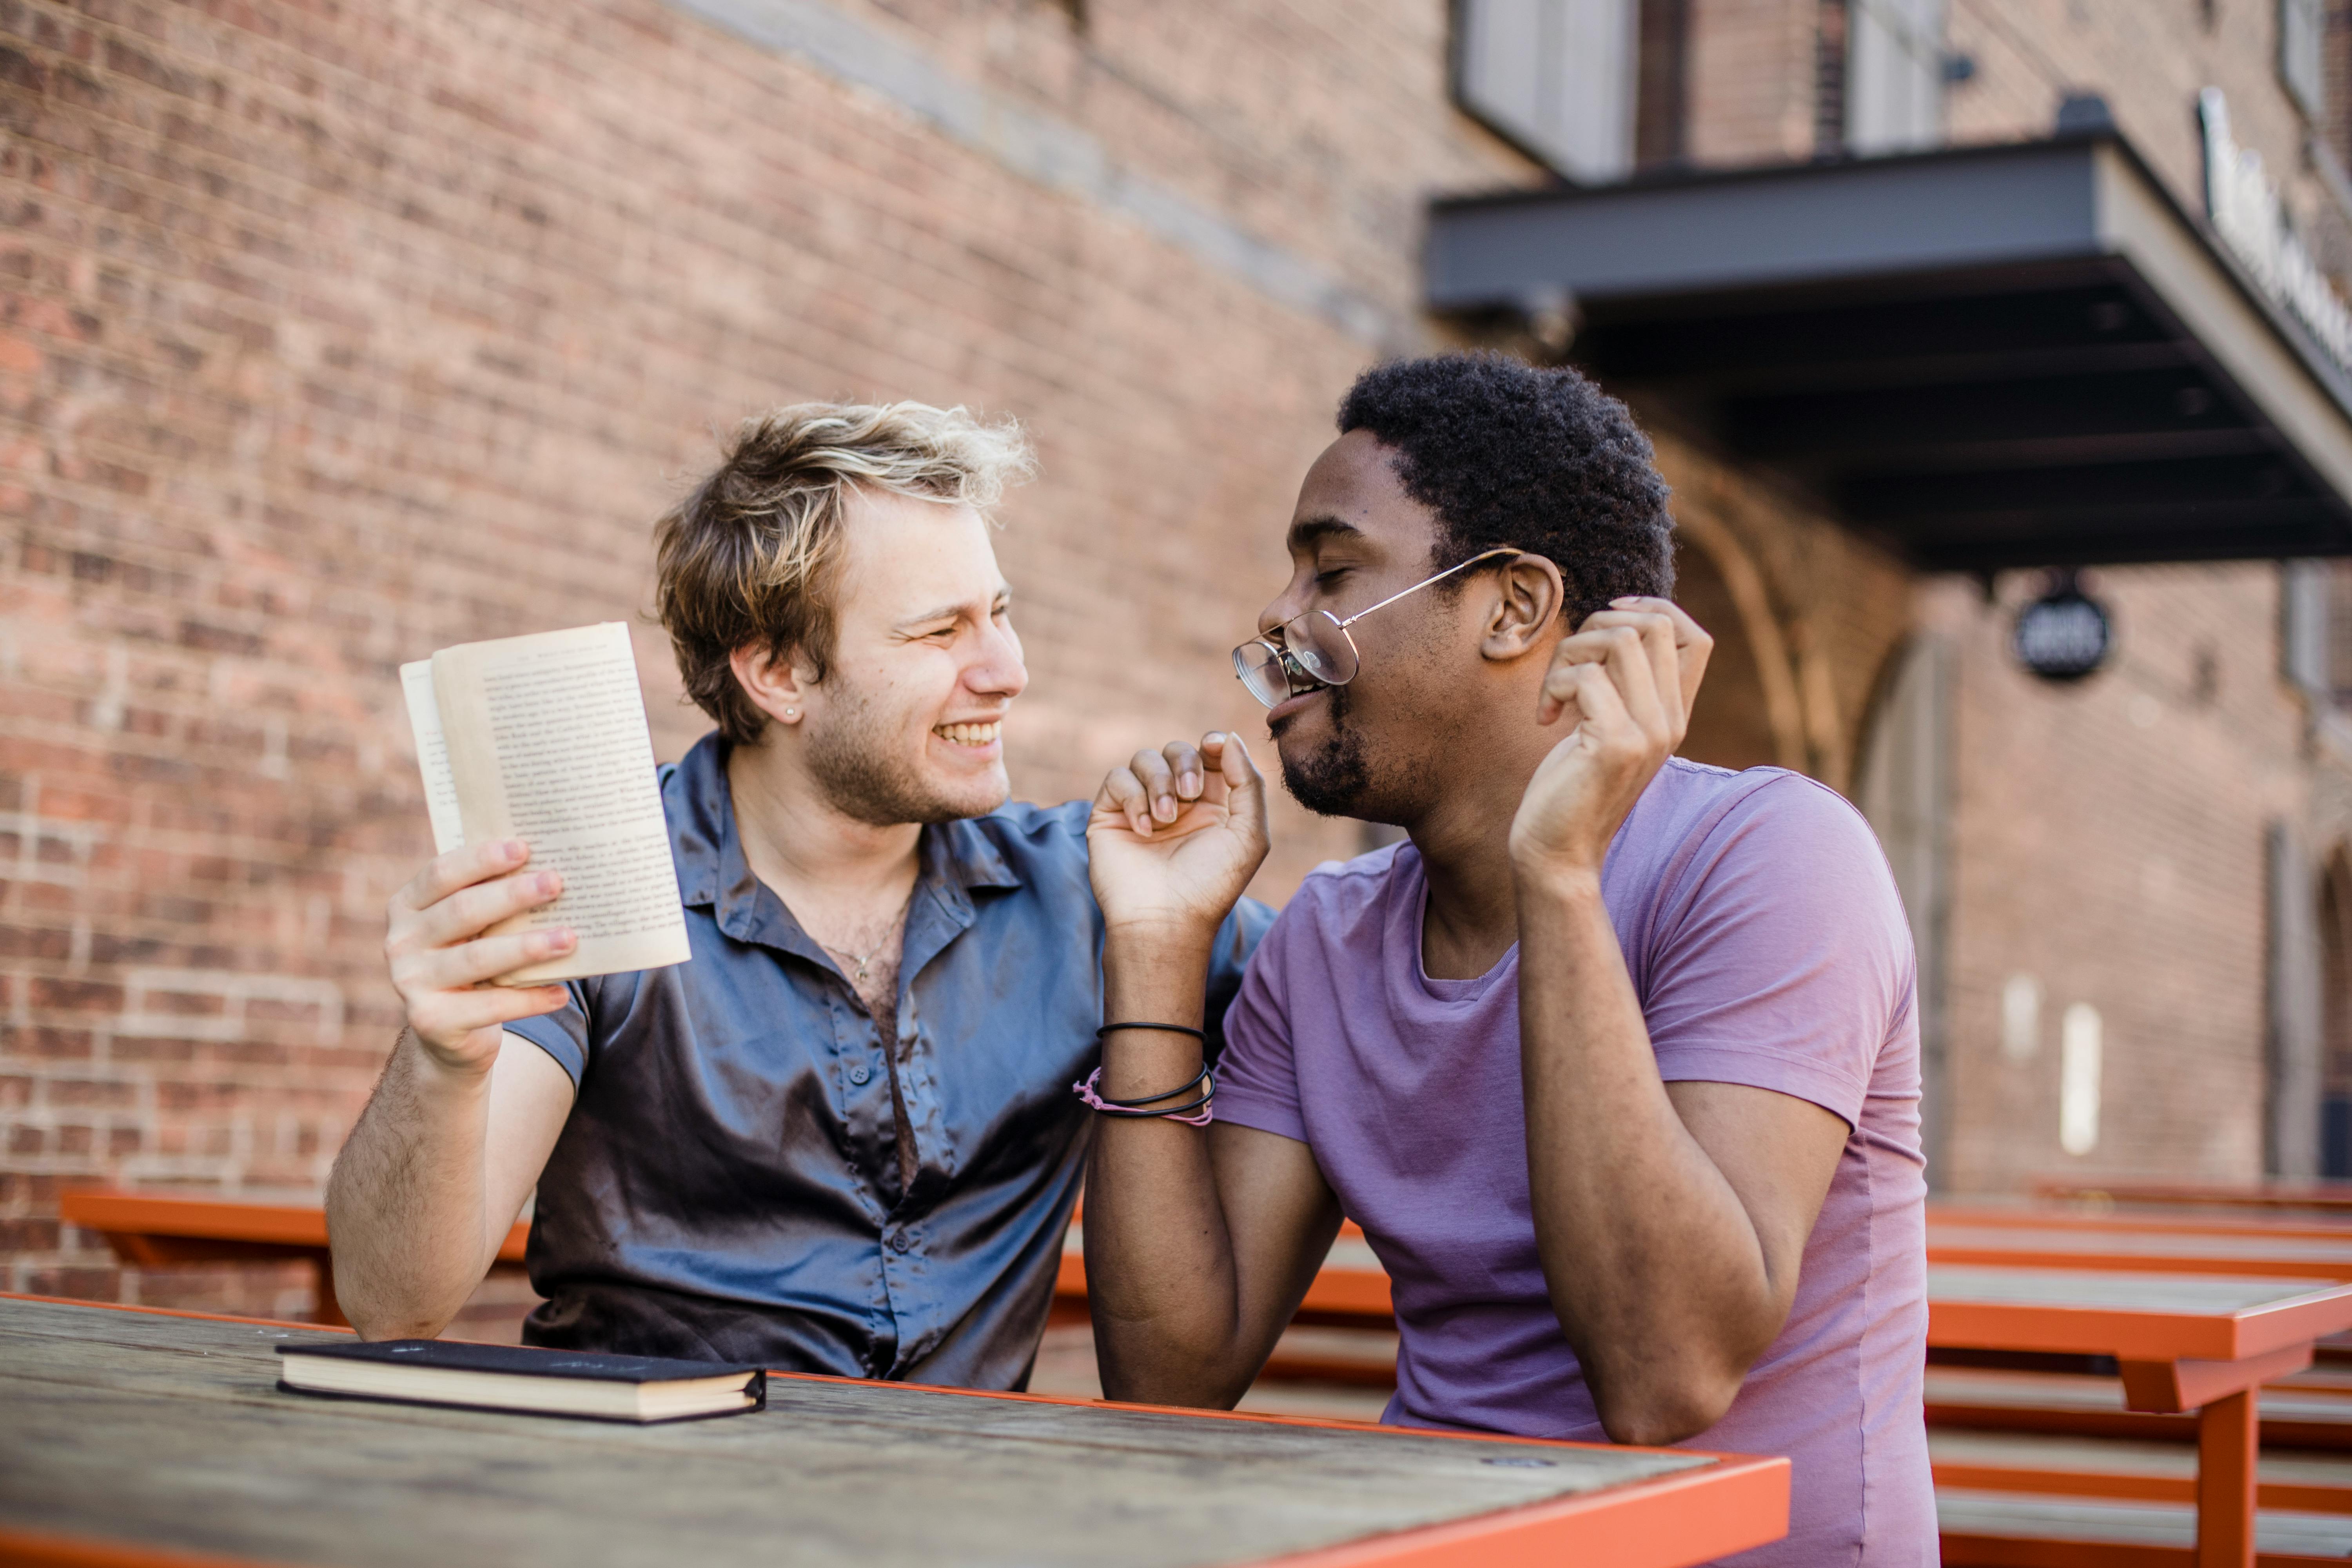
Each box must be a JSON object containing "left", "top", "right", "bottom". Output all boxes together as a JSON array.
[{"left": 388, "top": 624, "right": 690, "bottom": 1060}]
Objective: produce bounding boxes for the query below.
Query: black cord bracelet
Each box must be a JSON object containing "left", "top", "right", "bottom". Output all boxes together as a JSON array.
[
  {"left": 1090, "top": 1062, "right": 1212, "bottom": 1110},
  {"left": 1095, "top": 1020, "right": 1207, "bottom": 1041},
  {"left": 1091, "top": 1089, "right": 1216, "bottom": 1120}
]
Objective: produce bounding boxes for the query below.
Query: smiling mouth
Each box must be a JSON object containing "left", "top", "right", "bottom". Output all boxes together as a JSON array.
[
  {"left": 1266, "top": 686, "right": 1330, "bottom": 728},
  {"left": 934, "top": 721, "right": 1002, "bottom": 746}
]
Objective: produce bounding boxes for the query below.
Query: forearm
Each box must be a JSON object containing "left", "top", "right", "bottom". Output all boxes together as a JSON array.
[
  {"left": 1515, "top": 868, "right": 1781, "bottom": 1442},
  {"left": 325, "top": 1029, "right": 505, "bottom": 1339},
  {"left": 1084, "top": 929, "right": 1261, "bottom": 1406}
]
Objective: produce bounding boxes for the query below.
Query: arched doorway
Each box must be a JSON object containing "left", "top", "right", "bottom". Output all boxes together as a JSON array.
[
  {"left": 1853, "top": 635, "right": 1953, "bottom": 1183},
  {"left": 1671, "top": 520, "right": 1804, "bottom": 773}
]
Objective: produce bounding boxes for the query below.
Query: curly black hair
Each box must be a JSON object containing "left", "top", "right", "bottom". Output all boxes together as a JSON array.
[{"left": 1336, "top": 352, "right": 1674, "bottom": 626}]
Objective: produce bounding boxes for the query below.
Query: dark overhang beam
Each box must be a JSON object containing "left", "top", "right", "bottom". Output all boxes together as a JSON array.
[
  {"left": 1718, "top": 367, "right": 2252, "bottom": 457},
  {"left": 1426, "top": 133, "right": 2352, "bottom": 568},
  {"left": 1842, "top": 452, "right": 2312, "bottom": 518},
  {"left": 1910, "top": 522, "right": 2349, "bottom": 571},
  {"left": 1600, "top": 339, "right": 2198, "bottom": 399}
]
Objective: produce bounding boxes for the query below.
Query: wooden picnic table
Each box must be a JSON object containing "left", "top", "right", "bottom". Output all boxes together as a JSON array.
[
  {"left": 0, "top": 1295, "right": 1787, "bottom": 1568},
  {"left": 60, "top": 1190, "right": 530, "bottom": 1328},
  {"left": 1927, "top": 1264, "right": 2352, "bottom": 1566}
]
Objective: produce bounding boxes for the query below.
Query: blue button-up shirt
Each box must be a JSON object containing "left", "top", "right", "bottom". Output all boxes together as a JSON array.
[{"left": 507, "top": 733, "right": 1270, "bottom": 1388}]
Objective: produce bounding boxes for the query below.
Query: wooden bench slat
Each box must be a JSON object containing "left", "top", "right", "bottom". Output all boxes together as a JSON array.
[
  {"left": 1938, "top": 1486, "right": 2352, "bottom": 1564},
  {"left": 1926, "top": 1367, "right": 2352, "bottom": 1450},
  {"left": 1931, "top": 1429, "right": 2352, "bottom": 1513}
]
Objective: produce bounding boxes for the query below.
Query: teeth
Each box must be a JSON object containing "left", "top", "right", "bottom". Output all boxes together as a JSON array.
[{"left": 935, "top": 722, "right": 1001, "bottom": 745}]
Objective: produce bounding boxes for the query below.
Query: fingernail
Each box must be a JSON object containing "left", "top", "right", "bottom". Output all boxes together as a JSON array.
[
  {"left": 549, "top": 928, "right": 576, "bottom": 951},
  {"left": 537, "top": 872, "right": 562, "bottom": 897},
  {"left": 1205, "top": 732, "right": 1225, "bottom": 745},
  {"left": 1154, "top": 797, "right": 1176, "bottom": 822},
  {"left": 1179, "top": 772, "right": 1201, "bottom": 795},
  {"left": 502, "top": 840, "right": 526, "bottom": 862}
]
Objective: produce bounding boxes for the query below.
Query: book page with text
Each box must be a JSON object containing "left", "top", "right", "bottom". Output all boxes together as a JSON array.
[
  {"left": 429, "top": 622, "right": 690, "bottom": 985},
  {"left": 399, "top": 660, "right": 467, "bottom": 857}
]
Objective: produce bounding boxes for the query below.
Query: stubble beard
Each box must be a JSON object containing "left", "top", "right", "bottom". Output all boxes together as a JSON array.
[
  {"left": 802, "top": 679, "right": 1006, "bottom": 827},
  {"left": 1275, "top": 683, "right": 1380, "bottom": 820}
]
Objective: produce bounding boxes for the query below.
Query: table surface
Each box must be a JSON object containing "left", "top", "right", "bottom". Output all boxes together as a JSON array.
[
  {"left": 1926, "top": 1265, "right": 2352, "bottom": 1360},
  {"left": 0, "top": 1298, "right": 1784, "bottom": 1568},
  {"left": 1930, "top": 1224, "right": 2352, "bottom": 1264}
]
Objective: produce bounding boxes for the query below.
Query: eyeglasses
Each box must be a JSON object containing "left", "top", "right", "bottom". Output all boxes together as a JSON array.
[{"left": 1232, "top": 547, "right": 1525, "bottom": 709}]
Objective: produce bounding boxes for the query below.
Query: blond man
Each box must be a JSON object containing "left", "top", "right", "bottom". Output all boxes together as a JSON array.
[{"left": 327, "top": 402, "right": 1269, "bottom": 1385}]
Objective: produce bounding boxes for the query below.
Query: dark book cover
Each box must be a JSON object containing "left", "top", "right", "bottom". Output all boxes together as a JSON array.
[
  {"left": 276, "top": 1339, "right": 768, "bottom": 1423},
  {"left": 278, "top": 1339, "right": 762, "bottom": 1384}
]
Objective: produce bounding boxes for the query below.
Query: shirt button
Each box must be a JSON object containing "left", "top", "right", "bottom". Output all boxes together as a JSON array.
[
  {"left": 889, "top": 1231, "right": 913, "bottom": 1253},
  {"left": 848, "top": 1064, "right": 872, "bottom": 1085}
]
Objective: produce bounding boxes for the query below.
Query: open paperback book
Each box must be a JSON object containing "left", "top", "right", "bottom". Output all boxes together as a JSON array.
[{"left": 400, "top": 622, "right": 690, "bottom": 986}]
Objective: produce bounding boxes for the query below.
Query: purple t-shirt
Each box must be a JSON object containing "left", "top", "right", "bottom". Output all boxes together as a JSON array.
[{"left": 1216, "top": 759, "right": 1933, "bottom": 1568}]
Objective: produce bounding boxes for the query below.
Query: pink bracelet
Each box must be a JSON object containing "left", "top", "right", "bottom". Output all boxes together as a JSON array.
[{"left": 1073, "top": 1065, "right": 1215, "bottom": 1127}]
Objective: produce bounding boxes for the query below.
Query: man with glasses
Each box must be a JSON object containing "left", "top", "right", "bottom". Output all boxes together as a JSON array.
[{"left": 1079, "top": 354, "right": 1933, "bottom": 1565}]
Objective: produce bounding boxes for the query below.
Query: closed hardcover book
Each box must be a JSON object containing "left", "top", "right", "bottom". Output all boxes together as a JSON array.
[{"left": 276, "top": 1340, "right": 766, "bottom": 1424}]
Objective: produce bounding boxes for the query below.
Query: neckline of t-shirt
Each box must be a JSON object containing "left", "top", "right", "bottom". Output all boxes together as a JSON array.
[{"left": 1401, "top": 856, "right": 1518, "bottom": 1003}]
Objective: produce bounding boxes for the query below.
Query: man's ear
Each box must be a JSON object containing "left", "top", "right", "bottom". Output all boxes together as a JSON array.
[
  {"left": 729, "top": 642, "right": 813, "bottom": 731},
  {"left": 1478, "top": 555, "right": 1565, "bottom": 663}
]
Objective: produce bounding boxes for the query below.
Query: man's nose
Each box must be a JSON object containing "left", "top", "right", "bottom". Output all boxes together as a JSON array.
[
  {"left": 966, "top": 619, "right": 1028, "bottom": 699},
  {"left": 1258, "top": 571, "right": 1314, "bottom": 637}
]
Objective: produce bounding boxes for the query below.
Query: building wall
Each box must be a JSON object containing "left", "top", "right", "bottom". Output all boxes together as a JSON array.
[
  {"left": 1922, "top": 567, "right": 2316, "bottom": 1188},
  {"left": 1943, "top": 0, "right": 2334, "bottom": 246},
  {"left": 1900, "top": 1, "right": 2352, "bottom": 1186},
  {"left": 0, "top": 0, "right": 1568, "bottom": 1309},
  {"left": 1684, "top": 0, "right": 1824, "bottom": 163}
]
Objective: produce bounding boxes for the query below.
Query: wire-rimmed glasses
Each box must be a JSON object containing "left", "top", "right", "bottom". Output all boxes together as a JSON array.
[{"left": 1232, "top": 547, "right": 1524, "bottom": 709}]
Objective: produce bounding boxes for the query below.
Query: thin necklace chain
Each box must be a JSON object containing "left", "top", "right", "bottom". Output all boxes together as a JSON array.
[{"left": 820, "top": 891, "right": 913, "bottom": 984}]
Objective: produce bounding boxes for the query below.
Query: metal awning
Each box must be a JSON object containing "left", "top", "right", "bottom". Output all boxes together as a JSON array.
[{"left": 1425, "top": 133, "right": 2352, "bottom": 570}]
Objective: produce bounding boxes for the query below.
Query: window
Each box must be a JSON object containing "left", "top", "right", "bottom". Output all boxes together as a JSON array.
[
  {"left": 1454, "top": 0, "right": 1641, "bottom": 182},
  {"left": 2284, "top": 0, "right": 2326, "bottom": 123},
  {"left": 1846, "top": 0, "right": 1947, "bottom": 155}
]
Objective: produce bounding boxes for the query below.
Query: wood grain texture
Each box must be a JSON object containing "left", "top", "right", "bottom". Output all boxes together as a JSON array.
[{"left": 0, "top": 1299, "right": 1729, "bottom": 1568}]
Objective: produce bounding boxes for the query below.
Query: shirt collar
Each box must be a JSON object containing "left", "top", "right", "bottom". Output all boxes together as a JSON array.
[{"left": 668, "top": 733, "right": 1024, "bottom": 955}]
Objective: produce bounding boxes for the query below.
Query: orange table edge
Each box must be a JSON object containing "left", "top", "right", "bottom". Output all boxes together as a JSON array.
[
  {"left": 1927, "top": 1242, "right": 2352, "bottom": 1283},
  {"left": 1927, "top": 1283, "right": 2352, "bottom": 1361},
  {"left": 2032, "top": 1179, "right": 2352, "bottom": 1213},
  {"left": 1932, "top": 1204, "right": 2352, "bottom": 1242},
  {"left": 0, "top": 1294, "right": 1789, "bottom": 1568}
]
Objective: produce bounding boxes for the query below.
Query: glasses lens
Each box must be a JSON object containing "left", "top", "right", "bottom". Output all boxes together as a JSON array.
[
  {"left": 1232, "top": 641, "right": 1290, "bottom": 708},
  {"left": 1282, "top": 610, "right": 1358, "bottom": 686}
]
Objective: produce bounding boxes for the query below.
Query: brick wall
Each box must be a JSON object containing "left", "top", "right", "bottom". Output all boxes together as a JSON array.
[
  {"left": 1685, "top": 0, "right": 1823, "bottom": 163},
  {"left": 1942, "top": 0, "right": 2323, "bottom": 232},
  {"left": 1922, "top": 565, "right": 2315, "bottom": 1188},
  {"left": 0, "top": 0, "right": 1547, "bottom": 1310}
]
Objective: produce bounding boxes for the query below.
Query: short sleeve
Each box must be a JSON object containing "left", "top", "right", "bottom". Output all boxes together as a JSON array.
[
  {"left": 1204, "top": 895, "right": 1277, "bottom": 1065},
  {"left": 503, "top": 979, "right": 593, "bottom": 1089},
  {"left": 1210, "top": 893, "right": 1309, "bottom": 1144},
  {"left": 1640, "top": 776, "right": 1915, "bottom": 1129}
]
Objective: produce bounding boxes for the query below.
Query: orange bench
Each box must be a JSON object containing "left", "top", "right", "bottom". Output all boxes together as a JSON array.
[
  {"left": 60, "top": 1189, "right": 529, "bottom": 1328},
  {"left": 2034, "top": 1180, "right": 2352, "bottom": 1217}
]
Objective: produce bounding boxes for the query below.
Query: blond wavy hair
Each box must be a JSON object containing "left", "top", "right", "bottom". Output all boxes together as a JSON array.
[{"left": 655, "top": 401, "right": 1036, "bottom": 745}]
